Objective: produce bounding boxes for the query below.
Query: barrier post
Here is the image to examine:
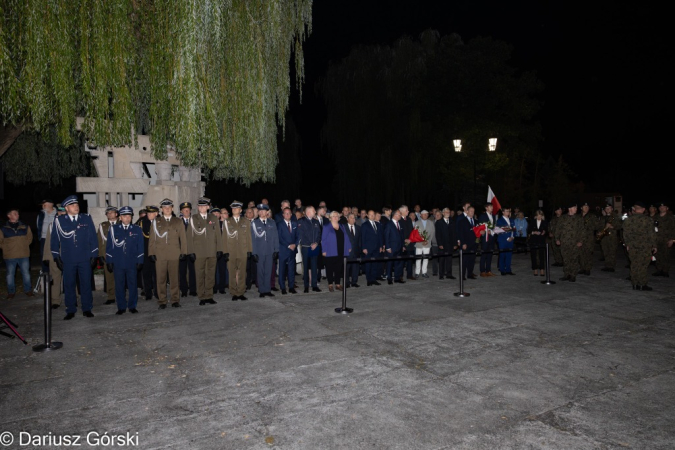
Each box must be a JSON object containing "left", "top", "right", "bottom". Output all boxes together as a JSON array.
[
  {"left": 454, "top": 248, "right": 470, "bottom": 297},
  {"left": 335, "top": 257, "right": 354, "bottom": 314},
  {"left": 33, "top": 272, "right": 63, "bottom": 352},
  {"left": 541, "top": 243, "right": 556, "bottom": 285}
]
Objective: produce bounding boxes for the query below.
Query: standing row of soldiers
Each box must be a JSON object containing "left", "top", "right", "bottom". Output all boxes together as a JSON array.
[{"left": 547, "top": 200, "right": 673, "bottom": 290}]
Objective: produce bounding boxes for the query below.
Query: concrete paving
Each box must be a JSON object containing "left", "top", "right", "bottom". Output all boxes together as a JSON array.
[{"left": 1, "top": 252, "right": 674, "bottom": 449}]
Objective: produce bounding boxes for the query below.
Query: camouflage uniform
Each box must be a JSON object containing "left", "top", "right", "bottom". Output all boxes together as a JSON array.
[
  {"left": 548, "top": 214, "right": 564, "bottom": 265},
  {"left": 600, "top": 212, "right": 623, "bottom": 270},
  {"left": 654, "top": 212, "right": 675, "bottom": 275},
  {"left": 557, "top": 213, "right": 583, "bottom": 280},
  {"left": 579, "top": 213, "right": 601, "bottom": 273},
  {"left": 623, "top": 214, "right": 656, "bottom": 287}
]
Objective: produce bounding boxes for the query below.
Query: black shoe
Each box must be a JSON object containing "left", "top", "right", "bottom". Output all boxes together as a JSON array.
[
  {"left": 601, "top": 268, "right": 615, "bottom": 272},
  {"left": 181, "top": 292, "right": 187, "bottom": 297},
  {"left": 501, "top": 272, "right": 507, "bottom": 276},
  {"left": 199, "top": 300, "right": 207, "bottom": 305},
  {"left": 559, "top": 276, "right": 570, "bottom": 281},
  {"left": 642, "top": 285, "right": 653, "bottom": 291},
  {"left": 652, "top": 271, "right": 663, "bottom": 277},
  {"left": 239, "top": 295, "right": 248, "bottom": 301},
  {"left": 577, "top": 270, "right": 585, "bottom": 275},
  {"left": 281, "top": 289, "right": 288, "bottom": 295},
  {"left": 439, "top": 276, "right": 444, "bottom": 280},
  {"left": 171, "top": 303, "right": 181, "bottom": 308},
  {"left": 259, "top": 293, "right": 266, "bottom": 298},
  {"left": 467, "top": 275, "right": 477, "bottom": 280},
  {"left": 159, "top": 304, "right": 167, "bottom": 309},
  {"left": 83, "top": 311, "right": 95, "bottom": 318},
  {"left": 218, "top": 290, "right": 226, "bottom": 294},
  {"left": 146, "top": 297, "right": 153, "bottom": 301},
  {"left": 367, "top": 282, "right": 373, "bottom": 286},
  {"left": 206, "top": 299, "right": 217, "bottom": 304},
  {"left": 388, "top": 279, "right": 393, "bottom": 285},
  {"left": 378, "top": 276, "right": 387, "bottom": 281},
  {"left": 552, "top": 263, "right": 563, "bottom": 267},
  {"left": 312, "top": 287, "right": 322, "bottom": 292},
  {"left": 633, "top": 285, "right": 641, "bottom": 290},
  {"left": 129, "top": 308, "right": 139, "bottom": 314},
  {"left": 352, "top": 283, "right": 360, "bottom": 288},
  {"left": 140, "top": 290, "right": 145, "bottom": 297},
  {"left": 116, "top": 309, "right": 126, "bottom": 315},
  {"left": 569, "top": 277, "right": 576, "bottom": 282},
  {"left": 104, "top": 299, "right": 115, "bottom": 305},
  {"left": 508, "top": 272, "right": 516, "bottom": 276},
  {"left": 304, "top": 288, "right": 309, "bottom": 293},
  {"left": 246, "top": 284, "right": 252, "bottom": 290},
  {"left": 51, "top": 304, "right": 60, "bottom": 310},
  {"left": 625, "top": 276, "right": 632, "bottom": 281},
  {"left": 232, "top": 296, "right": 238, "bottom": 301},
  {"left": 664, "top": 273, "right": 670, "bottom": 278},
  {"left": 585, "top": 270, "right": 591, "bottom": 276},
  {"left": 266, "top": 292, "right": 275, "bottom": 297},
  {"left": 289, "top": 288, "right": 297, "bottom": 294},
  {"left": 372, "top": 281, "right": 381, "bottom": 286},
  {"left": 63, "top": 313, "right": 75, "bottom": 320},
  {"left": 395, "top": 279, "right": 405, "bottom": 284},
  {"left": 448, "top": 276, "right": 456, "bottom": 280},
  {"left": 271, "top": 287, "right": 279, "bottom": 292},
  {"left": 190, "top": 292, "right": 198, "bottom": 297}
]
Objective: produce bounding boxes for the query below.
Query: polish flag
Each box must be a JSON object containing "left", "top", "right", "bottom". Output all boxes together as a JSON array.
[{"left": 487, "top": 186, "right": 501, "bottom": 213}]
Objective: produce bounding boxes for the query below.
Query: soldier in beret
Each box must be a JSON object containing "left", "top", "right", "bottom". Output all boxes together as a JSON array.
[
  {"left": 555, "top": 202, "right": 583, "bottom": 282},
  {"left": 623, "top": 201, "right": 657, "bottom": 290},
  {"left": 599, "top": 203, "right": 622, "bottom": 272},
  {"left": 149, "top": 199, "right": 187, "bottom": 308},
  {"left": 98, "top": 206, "right": 119, "bottom": 305}
]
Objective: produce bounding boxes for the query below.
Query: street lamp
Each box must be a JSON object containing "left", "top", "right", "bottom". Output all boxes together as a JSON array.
[{"left": 453, "top": 137, "right": 498, "bottom": 205}]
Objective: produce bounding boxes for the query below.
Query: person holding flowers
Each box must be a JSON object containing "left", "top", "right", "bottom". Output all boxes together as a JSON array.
[{"left": 496, "top": 207, "right": 516, "bottom": 275}]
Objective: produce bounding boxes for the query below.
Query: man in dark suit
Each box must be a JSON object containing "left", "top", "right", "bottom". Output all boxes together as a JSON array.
[
  {"left": 344, "top": 213, "right": 361, "bottom": 287},
  {"left": 384, "top": 210, "right": 406, "bottom": 284},
  {"left": 360, "top": 210, "right": 384, "bottom": 286},
  {"left": 178, "top": 202, "right": 197, "bottom": 297},
  {"left": 277, "top": 207, "right": 299, "bottom": 294},
  {"left": 275, "top": 200, "right": 297, "bottom": 224},
  {"left": 435, "top": 207, "right": 457, "bottom": 280},
  {"left": 399, "top": 205, "right": 416, "bottom": 280},
  {"left": 339, "top": 206, "right": 350, "bottom": 225},
  {"left": 477, "top": 203, "right": 498, "bottom": 277},
  {"left": 457, "top": 205, "right": 478, "bottom": 280}
]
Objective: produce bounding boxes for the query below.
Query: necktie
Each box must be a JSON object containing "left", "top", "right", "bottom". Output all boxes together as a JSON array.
[
  {"left": 350, "top": 225, "right": 355, "bottom": 237},
  {"left": 70, "top": 216, "right": 75, "bottom": 222},
  {"left": 446, "top": 219, "right": 449, "bottom": 224},
  {"left": 287, "top": 222, "right": 291, "bottom": 233},
  {"left": 263, "top": 220, "right": 266, "bottom": 226},
  {"left": 396, "top": 221, "right": 400, "bottom": 231},
  {"left": 470, "top": 218, "right": 474, "bottom": 226},
  {"left": 124, "top": 225, "right": 128, "bottom": 231},
  {"left": 235, "top": 217, "right": 238, "bottom": 223},
  {"left": 372, "top": 221, "right": 376, "bottom": 232}
]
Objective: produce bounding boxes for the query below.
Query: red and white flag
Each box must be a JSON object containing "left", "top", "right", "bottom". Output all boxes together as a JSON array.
[{"left": 487, "top": 186, "right": 501, "bottom": 213}]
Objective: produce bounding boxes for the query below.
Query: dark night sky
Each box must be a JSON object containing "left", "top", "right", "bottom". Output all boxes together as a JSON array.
[{"left": 291, "top": 0, "right": 672, "bottom": 205}]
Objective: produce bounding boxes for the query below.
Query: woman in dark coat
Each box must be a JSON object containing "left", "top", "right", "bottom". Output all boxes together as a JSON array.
[{"left": 322, "top": 211, "right": 351, "bottom": 291}]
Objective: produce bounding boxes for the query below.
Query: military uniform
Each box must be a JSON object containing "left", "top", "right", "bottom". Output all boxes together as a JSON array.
[
  {"left": 548, "top": 210, "right": 564, "bottom": 266},
  {"left": 138, "top": 210, "right": 158, "bottom": 300},
  {"left": 105, "top": 207, "right": 145, "bottom": 313},
  {"left": 600, "top": 211, "right": 623, "bottom": 270},
  {"left": 178, "top": 202, "right": 198, "bottom": 296},
  {"left": 149, "top": 200, "right": 188, "bottom": 306},
  {"left": 222, "top": 201, "right": 252, "bottom": 299},
  {"left": 623, "top": 204, "right": 657, "bottom": 289},
  {"left": 50, "top": 195, "right": 99, "bottom": 317},
  {"left": 579, "top": 209, "right": 601, "bottom": 274},
  {"left": 98, "top": 207, "right": 119, "bottom": 304},
  {"left": 557, "top": 209, "right": 583, "bottom": 281},
  {"left": 186, "top": 198, "right": 223, "bottom": 305},
  {"left": 251, "top": 206, "right": 279, "bottom": 297},
  {"left": 653, "top": 208, "right": 675, "bottom": 276}
]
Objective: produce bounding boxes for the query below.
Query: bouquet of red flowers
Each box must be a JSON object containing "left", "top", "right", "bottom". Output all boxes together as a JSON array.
[
  {"left": 472, "top": 223, "right": 487, "bottom": 238},
  {"left": 409, "top": 228, "right": 425, "bottom": 243}
]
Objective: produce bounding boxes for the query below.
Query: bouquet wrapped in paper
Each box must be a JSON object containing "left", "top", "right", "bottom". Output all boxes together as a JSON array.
[
  {"left": 409, "top": 228, "right": 425, "bottom": 243},
  {"left": 472, "top": 223, "right": 487, "bottom": 238}
]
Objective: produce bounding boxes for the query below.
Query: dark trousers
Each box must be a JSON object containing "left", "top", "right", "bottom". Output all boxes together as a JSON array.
[
  {"left": 246, "top": 257, "right": 257, "bottom": 288},
  {"left": 530, "top": 242, "right": 546, "bottom": 270},
  {"left": 40, "top": 238, "right": 49, "bottom": 273},
  {"left": 347, "top": 257, "right": 360, "bottom": 285},
  {"left": 364, "top": 251, "right": 381, "bottom": 282},
  {"left": 301, "top": 247, "right": 319, "bottom": 288},
  {"left": 386, "top": 250, "right": 404, "bottom": 280},
  {"left": 462, "top": 247, "right": 476, "bottom": 278},
  {"left": 214, "top": 257, "right": 229, "bottom": 293},
  {"left": 278, "top": 251, "right": 296, "bottom": 290},
  {"left": 480, "top": 239, "right": 494, "bottom": 273},
  {"left": 325, "top": 256, "right": 344, "bottom": 284},
  {"left": 179, "top": 257, "right": 197, "bottom": 295},
  {"left": 437, "top": 249, "right": 453, "bottom": 277},
  {"left": 114, "top": 266, "right": 138, "bottom": 310},
  {"left": 142, "top": 258, "right": 157, "bottom": 300},
  {"left": 405, "top": 244, "right": 415, "bottom": 277},
  {"left": 499, "top": 243, "right": 514, "bottom": 273},
  {"left": 63, "top": 261, "right": 93, "bottom": 314}
]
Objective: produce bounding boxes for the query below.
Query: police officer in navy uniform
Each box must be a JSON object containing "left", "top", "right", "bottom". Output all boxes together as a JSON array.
[
  {"left": 178, "top": 201, "right": 198, "bottom": 297},
  {"left": 105, "top": 206, "right": 145, "bottom": 315},
  {"left": 50, "top": 195, "right": 99, "bottom": 320},
  {"left": 251, "top": 204, "right": 279, "bottom": 297},
  {"left": 277, "top": 207, "right": 299, "bottom": 294}
]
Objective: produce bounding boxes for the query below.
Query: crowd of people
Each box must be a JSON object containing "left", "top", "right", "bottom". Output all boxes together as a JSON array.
[{"left": 1, "top": 195, "right": 672, "bottom": 321}]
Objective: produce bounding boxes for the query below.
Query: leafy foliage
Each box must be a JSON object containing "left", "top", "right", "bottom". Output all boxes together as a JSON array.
[
  {"left": 320, "top": 30, "right": 546, "bottom": 210},
  {"left": 0, "top": 0, "right": 312, "bottom": 185}
]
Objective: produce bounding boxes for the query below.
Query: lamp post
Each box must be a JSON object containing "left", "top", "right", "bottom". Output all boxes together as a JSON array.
[{"left": 454, "top": 138, "right": 497, "bottom": 206}]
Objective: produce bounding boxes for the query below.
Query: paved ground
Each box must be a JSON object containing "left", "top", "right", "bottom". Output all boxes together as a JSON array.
[{"left": 1, "top": 252, "right": 674, "bottom": 449}]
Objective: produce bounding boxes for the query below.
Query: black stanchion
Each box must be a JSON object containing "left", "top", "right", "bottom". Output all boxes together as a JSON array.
[
  {"left": 541, "top": 243, "right": 556, "bottom": 285},
  {"left": 33, "top": 272, "right": 63, "bottom": 352},
  {"left": 453, "top": 248, "right": 470, "bottom": 297},
  {"left": 335, "top": 257, "right": 353, "bottom": 314}
]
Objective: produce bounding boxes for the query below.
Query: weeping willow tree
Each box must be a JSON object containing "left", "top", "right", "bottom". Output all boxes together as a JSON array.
[{"left": 0, "top": 0, "right": 312, "bottom": 185}]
